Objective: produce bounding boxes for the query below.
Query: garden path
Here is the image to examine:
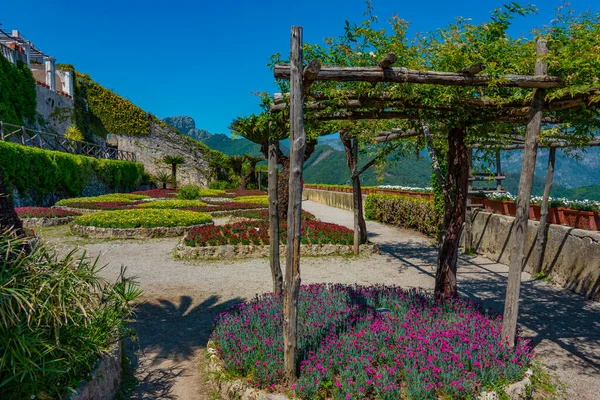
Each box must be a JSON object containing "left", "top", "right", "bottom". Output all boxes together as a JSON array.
[{"left": 40, "top": 201, "right": 600, "bottom": 399}]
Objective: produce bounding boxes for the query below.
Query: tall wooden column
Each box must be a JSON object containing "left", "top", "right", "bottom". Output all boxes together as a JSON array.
[
  {"left": 283, "top": 25, "right": 305, "bottom": 383},
  {"left": 533, "top": 147, "right": 556, "bottom": 274},
  {"left": 464, "top": 148, "right": 473, "bottom": 253},
  {"left": 502, "top": 39, "right": 548, "bottom": 345},
  {"left": 268, "top": 137, "right": 283, "bottom": 294}
]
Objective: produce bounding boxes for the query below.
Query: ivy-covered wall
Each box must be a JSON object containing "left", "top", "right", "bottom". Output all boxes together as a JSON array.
[
  {"left": 0, "top": 141, "right": 146, "bottom": 205},
  {"left": 0, "top": 57, "right": 36, "bottom": 125}
]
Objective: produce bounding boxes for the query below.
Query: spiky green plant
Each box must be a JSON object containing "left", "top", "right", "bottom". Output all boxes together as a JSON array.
[
  {"left": 162, "top": 154, "right": 186, "bottom": 188},
  {"left": 155, "top": 171, "right": 174, "bottom": 189},
  {"left": 0, "top": 231, "right": 141, "bottom": 398}
]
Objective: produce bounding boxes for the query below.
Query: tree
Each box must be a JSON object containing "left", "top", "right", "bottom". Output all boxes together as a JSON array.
[
  {"left": 241, "top": 155, "right": 265, "bottom": 190},
  {"left": 162, "top": 155, "right": 185, "bottom": 188},
  {"left": 155, "top": 172, "right": 173, "bottom": 189}
]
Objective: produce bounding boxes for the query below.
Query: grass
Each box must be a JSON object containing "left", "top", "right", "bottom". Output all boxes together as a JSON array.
[{"left": 530, "top": 360, "right": 566, "bottom": 399}]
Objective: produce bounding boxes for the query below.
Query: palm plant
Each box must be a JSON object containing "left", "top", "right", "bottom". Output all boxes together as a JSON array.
[
  {"left": 162, "top": 154, "right": 186, "bottom": 188},
  {"left": 155, "top": 171, "right": 173, "bottom": 189}
]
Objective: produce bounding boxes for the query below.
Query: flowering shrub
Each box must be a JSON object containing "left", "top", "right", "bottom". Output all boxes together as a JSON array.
[
  {"left": 56, "top": 193, "right": 148, "bottom": 207},
  {"left": 131, "top": 189, "right": 178, "bottom": 198},
  {"left": 15, "top": 207, "right": 81, "bottom": 218},
  {"left": 232, "top": 195, "right": 269, "bottom": 205},
  {"left": 488, "top": 193, "right": 600, "bottom": 212},
  {"left": 184, "top": 220, "right": 352, "bottom": 247},
  {"left": 365, "top": 194, "right": 441, "bottom": 237},
  {"left": 231, "top": 209, "right": 316, "bottom": 221},
  {"left": 74, "top": 209, "right": 212, "bottom": 229},
  {"left": 180, "top": 202, "right": 266, "bottom": 213},
  {"left": 212, "top": 284, "right": 533, "bottom": 400},
  {"left": 136, "top": 199, "right": 208, "bottom": 209},
  {"left": 61, "top": 201, "right": 138, "bottom": 210},
  {"left": 177, "top": 185, "right": 225, "bottom": 199},
  {"left": 377, "top": 185, "right": 433, "bottom": 192}
]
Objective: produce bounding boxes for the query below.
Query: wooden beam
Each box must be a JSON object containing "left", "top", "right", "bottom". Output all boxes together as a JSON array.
[
  {"left": 378, "top": 52, "right": 398, "bottom": 69},
  {"left": 533, "top": 147, "right": 556, "bottom": 275},
  {"left": 461, "top": 63, "right": 485, "bottom": 75},
  {"left": 302, "top": 59, "right": 321, "bottom": 97},
  {"left": 274, "top": 64, "right": 564, "bottom": 88},
  {"left": 373, "top": 129, "right": 419, "bottom": 143},
  {"left": 315, "top": 110, "right": 421, "bottom": 121},
  {"left": 283, "top": 25, "right": 304, "bottom": 384},
  {"left": 502, "top": 39, "right": 548, "bottom": 346}
]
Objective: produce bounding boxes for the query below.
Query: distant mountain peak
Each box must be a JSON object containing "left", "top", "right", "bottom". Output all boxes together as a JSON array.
[{"left": 162, "top": 116, "right": 212, "bottom": 141}]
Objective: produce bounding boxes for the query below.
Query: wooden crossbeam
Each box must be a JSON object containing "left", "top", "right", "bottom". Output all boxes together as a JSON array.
[{"left": 274, "top": 64, "right": 565, "bottom": 88}]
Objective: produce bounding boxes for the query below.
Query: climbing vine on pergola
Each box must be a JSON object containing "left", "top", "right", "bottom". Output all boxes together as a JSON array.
[{"left": 268, "top": 3, "right": 600, "bottom": 384}]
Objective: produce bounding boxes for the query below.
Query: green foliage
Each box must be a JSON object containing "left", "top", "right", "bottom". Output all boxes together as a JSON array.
[
  {"left": 177, "top": 185, "right": 225, "bottom": 200},
  {"left": 136, "top": 199, "right": 208, "bottom": 209},
  {"left": 74, "top": 209, "right": 212, "bottom": 228},
  {"left": 55, "top": 193, "right": 149, "bottom": 207},
  {"left": 365, "top": 194, "right": 441, "bottom": 237},
  {"left": 209, "top": 180, "right": 238, "bottom": 190},
  {"left": 163, "top": 154, "right": 186, "bottom": 166},
  {"left": 73, "top": 72, "right": 151, "bottom": 137},
  {"left": 232, "top": 195, "right": 269, "bottom": 205},
  {"left": 65, "top": 124, "right": 84, "bottom": 141},
  {"left": 0, "top": 232, "right": 141, "bottom": 398},
  {"left": 0, "top": 141, "right": 145, "bottom": 199},
  {"left": 155, "top": 172, "right": 174, "bottom": 188},
  {"left": 0, "top": 58, "right": 36, "bottom": 125}
]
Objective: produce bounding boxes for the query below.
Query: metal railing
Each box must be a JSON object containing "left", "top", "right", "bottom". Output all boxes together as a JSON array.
[{"left": 0, "top": 121, "right": 136, "bottom": 162}]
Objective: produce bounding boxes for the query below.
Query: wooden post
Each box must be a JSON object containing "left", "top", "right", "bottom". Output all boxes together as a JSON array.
[
  {"left": 495, "top": 151, "right": 503, "bottom": 191},
  {"left": 268, "top": 138, "right": 283, "bottom": 294},
  {"left": 464, "top": 148, "right": 473, "bottom": 253},
  {"left": 21, "top": 126, "right": 26, "bottom": 145},
  {"left": 532, "top": 147, "right": 556, "bottom": 274},
  {"left": 351, "top": 139, "right": 360, "bottom": 255},
  {"left": 283, "top": 25, "right": 305, "bottom": 384},
  {"left": 0, "top": 121, "right": 4, "bottom": 141},
  {"left": 502, "top": 39, "right": 548, "bottom": 346}
]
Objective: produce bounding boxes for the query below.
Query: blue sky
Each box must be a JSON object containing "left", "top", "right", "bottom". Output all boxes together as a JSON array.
[{"left": 2, "top": 0, "right": 597, "bottom": 134}]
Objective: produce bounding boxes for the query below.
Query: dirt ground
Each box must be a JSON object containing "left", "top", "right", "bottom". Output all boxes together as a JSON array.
[{"left": 39, "top": 200, "right": 600, "bottom": 399}]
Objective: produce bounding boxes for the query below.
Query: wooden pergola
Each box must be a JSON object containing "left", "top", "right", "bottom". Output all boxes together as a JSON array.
[{"left": 271, "top": 25, "right": 600, "bottom": 383}]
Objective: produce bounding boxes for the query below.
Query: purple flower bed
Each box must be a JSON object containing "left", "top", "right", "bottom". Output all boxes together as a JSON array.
[{"left": 211, "top": 284, "right": 533, "bottom": 399}]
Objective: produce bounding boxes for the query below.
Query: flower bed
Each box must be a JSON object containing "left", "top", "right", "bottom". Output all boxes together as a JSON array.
[
  {"left": 210, "top": 284, "right": 533, "bottom": 400},
  {"left": 135, "top": 199, "right": 208, "bottom": 209},
  {"left": 130, "top": 188, "right": 178, "bottom": 198},
  {"left": 232, "top": 195, "right": 269, "bottom": 205},
  {"left": 55, "top": 193, "right": 148, "bottom": 207},
  {"left": 183, "top": 220, "right": 352, "bottom": 247},
  {"left": 59, "top": 201, "right": 138, "bottom": 210},
  {"left": 177, "top": 185, "right": 225, "bottom": 199},
  {"left": 15, "top": 207, "right": 81, "bottom": 219},
  {"left": 223, "top": 189, "right": 268, "bottom": 198},
  {"left": 74, "top": 209, "right": 212, "bottom": 229},
  {"left": 180, "top": 202, "right": 267, "bottom": 214}
]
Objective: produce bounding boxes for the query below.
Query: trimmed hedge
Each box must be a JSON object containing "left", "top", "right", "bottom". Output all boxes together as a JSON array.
[
  {"left": 177, "top": 185, "right": 225, "bottom": 200},
  {"left": 232, "top": 195, "right": 269, "bottom": 205},
  {"left": 364, "top": 194, "right": 441, "bottom": 237},
  {"left": 74, "top": 209, "right": 212, "bottom": 228},
  {"left": 55, "top": 194, "right": 149, "bottom": 206},
  {"left": 0, "top": 141, "right": 145, "bottom": 198}
]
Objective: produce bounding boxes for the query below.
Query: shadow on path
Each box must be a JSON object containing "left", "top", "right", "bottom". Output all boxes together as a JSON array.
[{"left": 122, "top": 295, "right": 243, "bottom": 399}]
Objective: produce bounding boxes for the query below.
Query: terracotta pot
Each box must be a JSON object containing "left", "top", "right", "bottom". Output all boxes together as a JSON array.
[
  {"left": 562, "top": 209, "right": 600, "bottom": 231},
  {"left": 503, "top": 201, "right": 517, "bottom": 217},
  {"left": 484, "top": 199, "right": 506, "bottom": 215},
  {"left": 530, "top": 204, "right": 541, "bottom": 221}
]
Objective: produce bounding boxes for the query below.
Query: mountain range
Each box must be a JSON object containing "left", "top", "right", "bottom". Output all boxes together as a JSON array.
[{"left": 162, "top": 116, "right": 600, "bottom": 200}]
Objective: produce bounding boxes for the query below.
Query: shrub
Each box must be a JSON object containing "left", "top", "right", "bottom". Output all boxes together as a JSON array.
[
  {"left": 209, "top": 180, "right": 238, "bottom": 190},
  {"left": 55, "top": 193, "right": 148, "bottom": 207},
  {"left": 211, "top": 284, "right": 533, "bottom": 400},
  {"left": 74, "top": 209, "right": 212, "bottom": 228},
  {"left": 136, "top": 199, "right": 208, "bottom": 209},
  {"left": 180, "top": 202, "right": 266, "bottom": 214},
  {"left": 131, "top": 188, "right": 178, "bottom": 198},
  {"left": 0, "top": 58, "right": 36, "bottom": 125},
  {"left": 0, "top": 141, "right": 145, "bottom": 198},
  {"left": 232, "top": 195, "right": 269, "bottom": 205},
  {"left": 0, "top": 232, "right": 141, "bottom": 398},
  {"left": 15, "top": 207, "right": 81, "bottom": 218},
  {"left": 184, "top": 220, "right": 352, "bottom": 247},
  {"left": 65, "top": 124, "right": 84, "bottom": 141},
  {"left": 365, "top": 194, "right": 441, "bottom": 237},
  {"left": 177, "top": 184, "right": 225, "bottom": 200},
  {"left": 60, "top": 201, "right": 136, "bottom": 210}
]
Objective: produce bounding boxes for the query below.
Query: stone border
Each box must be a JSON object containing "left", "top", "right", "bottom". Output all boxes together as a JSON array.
[
  {"left": 207, "top": 340, "right": 533, "bottom": 400},
  {"left": 175, "top": 243, "right": 379, "bottom": 260},
  {"left": 69, "top": 341, "right": 122, "bottom": 400},
  {"left": 22, "top": 216, "right": 75, "bottom": 227},
  {"left": 71, "top": 222, "right": 213, "bottom": 239}
]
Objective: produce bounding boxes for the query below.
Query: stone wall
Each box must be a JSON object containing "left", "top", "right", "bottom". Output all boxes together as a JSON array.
[
  {"left": 113, "top": 121, "right": 211, "bottom": 186},
  {"left": 69, "top": 342, "right": 122, "bottom": 400},
  {"left": 303, "top": 188, "right": 366, "bottom": 212},
  {"left": 472, "top": 211, "right": 600, "bottom": 300},
  {"left": 35, "top": 85, "right": 74, "bottom": 134}
]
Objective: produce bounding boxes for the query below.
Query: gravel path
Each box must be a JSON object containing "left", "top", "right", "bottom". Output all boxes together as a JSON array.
[{"left": 40, "top": 201, "right": 600, "bottom": 399}]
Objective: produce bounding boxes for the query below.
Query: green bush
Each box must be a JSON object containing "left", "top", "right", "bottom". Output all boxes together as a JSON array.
[
  {"left": 209, "top": 180, "right": 238, "bottom": 190},
  {"left": 136, "top": 199, "right": 208, "bottom": 209},
  {"left": 0, "top": 232, "right": 141, "bottom": 398},
  {"left": 364, "top": 194, "right": 441, "bottom": 237},
  {"left": 74, "top": 209, "right": 212, "bottom": 228},
  {"left": 55, "top": 193, "right": 149, "bottom": 206},
  {"left": 232, "top": 195, "right": 269, "bottom": 205},
  {"left": 177, "top": 185, "right": 225, "bottom": 199},
  {"left": 0, "top": 58, "right": 36, "bottom": 125},
  {"left": 0, "top": 141, "right": 145, "bottom": 198}
]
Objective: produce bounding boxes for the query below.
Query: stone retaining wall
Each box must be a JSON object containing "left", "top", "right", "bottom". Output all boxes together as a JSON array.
[
  {"left": 303, "top": 189, "right": 366, "bottom": 212},
  {"left": 22, "top": 216, "right": 75, "bottom": 227},
  {"left": 71, "top": 222, "right": 213, "bottom": 239},
  {"left": 55, "top": 206, "right": 101, "bottom": 214},
  {"left": 175, "top": 243, "right": 379, "bottom": 260},
  {"left": 472, "top": 211, "right": 600, "bottom": 300},
  {"left": 69, "top": 342, "right": 122, "bottom": 400}
]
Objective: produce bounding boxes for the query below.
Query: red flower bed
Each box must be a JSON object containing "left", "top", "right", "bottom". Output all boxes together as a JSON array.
[
  {"left": 62, "top": 201, "right": 138, "bottom": 210},
  {"left": 180, "top": 202, "right": 266, "bottom": 213},
  {"left": 15, "top": 207, "right": 81, "bottom": 218},
  {"left": 232, "top": 209, "right": 316, "bottom": 221},
  {"left": 130, "top": 189, "right": 178, "bottom": 198},
  {"left": 223, "top": 189, "right": 268, "bottom": 198},
  {"left": 184, "top": 219, "right": 352, "bottom": 247}
]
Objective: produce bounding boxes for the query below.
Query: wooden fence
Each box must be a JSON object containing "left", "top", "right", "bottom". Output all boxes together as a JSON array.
[{"left": 0, "top": 121, "right": 136, "bottom": 162}]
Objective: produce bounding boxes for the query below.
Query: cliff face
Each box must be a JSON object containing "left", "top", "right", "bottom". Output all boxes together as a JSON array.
[
  {"left": 113, "top": 121, "right": 212, "bottom": 186},
  {"left": 162, "top": 116, "right": 212, "bottom": 141}
]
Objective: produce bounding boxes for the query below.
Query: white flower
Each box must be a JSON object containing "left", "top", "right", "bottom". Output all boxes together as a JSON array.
[{"left": 369, "top": 51, "right": 375, "bottom": 57}]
